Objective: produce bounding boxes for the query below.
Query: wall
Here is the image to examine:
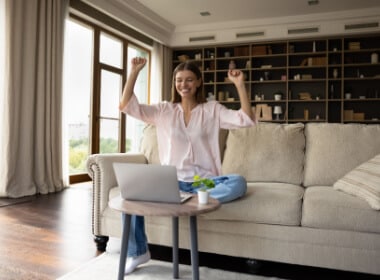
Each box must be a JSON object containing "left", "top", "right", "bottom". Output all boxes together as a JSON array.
[
  {"left": 80, "top": 0, "right": 380, "bottom": 47},
  {"left": 170, "top": 8, "right": 380, "bottom": 47}
]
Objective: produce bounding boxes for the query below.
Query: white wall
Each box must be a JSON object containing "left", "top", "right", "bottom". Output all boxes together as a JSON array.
[
  {"left": 82, "top": 1, "right": 380, "bottom": 47},
  {"left": 170, "top": 8, "right": 380, "bottom": 46}
]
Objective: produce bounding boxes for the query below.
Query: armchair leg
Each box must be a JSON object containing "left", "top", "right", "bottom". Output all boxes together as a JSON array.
[{"left": 94, "top": 235, "right": 109, "bottom": 252}]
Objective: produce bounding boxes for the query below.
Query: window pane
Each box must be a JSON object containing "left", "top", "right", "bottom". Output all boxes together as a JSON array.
[
  {"left": 128, "top": 46, "right": 149, "bottom": 102},
  {"left": 100, "top": 70, "right": 122, "bottom": 119},
  {"left": 100, "top": 32, "right": 123, "bottom": 68},
  {"left": 126, "top": 46, "right": 149, "bottom": 152},
  {"left": 63, "top": 19, "right": 93, "bottom": 175},
  {"left": 99, "top": 119, "right": 119, "bottom": 153}
]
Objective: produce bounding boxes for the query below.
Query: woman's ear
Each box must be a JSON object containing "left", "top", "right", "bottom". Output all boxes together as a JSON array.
[{"left": 196, "top": 78, "right": 202, "bottom": 87}]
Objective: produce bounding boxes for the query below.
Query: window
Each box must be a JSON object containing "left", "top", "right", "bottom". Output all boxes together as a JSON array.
[
  {"left": 63, "top": 16, "right": 151, "bottom": 183},
  {"left": 63, "top": 19, "right": 93, "bottom": 175},
  {"left": 126, "top": 45, "right": 150, "bottom": 153}
]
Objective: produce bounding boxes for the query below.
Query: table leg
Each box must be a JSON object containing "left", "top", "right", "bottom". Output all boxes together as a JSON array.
[
  {"left": 189, "top": 215, "right": 199, "bottom": 280},
  {"left": 172, "top": 217, "right": 179, "bottom": 279},
  {"left": 118, "top": 213, "right": 131, "bottom": 280}
]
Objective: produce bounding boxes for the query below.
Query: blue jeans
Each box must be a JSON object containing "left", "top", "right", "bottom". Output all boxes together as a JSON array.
[{"left": 124, "top": 174, "right": 247, "bottom": 257}]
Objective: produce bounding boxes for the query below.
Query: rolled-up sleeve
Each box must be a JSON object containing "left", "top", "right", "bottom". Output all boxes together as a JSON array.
[
  {"left": 121, "top": 95, "right": 160, "bottom": 125},
  {"left": 218, "top": 103, "right": 257, "bottom": 129}
]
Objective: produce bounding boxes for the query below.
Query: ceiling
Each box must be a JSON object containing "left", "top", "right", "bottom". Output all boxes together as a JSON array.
[
  {"left": 136, "top": 0, "right": 380, "bottom": 28},
  {"left": 83, "top": 0, "right": 380, "bottom": 46}
]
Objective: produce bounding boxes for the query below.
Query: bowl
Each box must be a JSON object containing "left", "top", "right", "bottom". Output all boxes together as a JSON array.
[{"left": 177, "top": 55, "right": 189, "bottom": 62}]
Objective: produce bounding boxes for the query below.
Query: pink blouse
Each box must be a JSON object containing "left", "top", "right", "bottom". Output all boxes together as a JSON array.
[{"left": 122, "top": 95, "right": 255, "bottom": 181}]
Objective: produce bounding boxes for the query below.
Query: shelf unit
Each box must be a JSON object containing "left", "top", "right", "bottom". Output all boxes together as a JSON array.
[{"left": 172, "top": 34, "right": 380, "bottom": 123}]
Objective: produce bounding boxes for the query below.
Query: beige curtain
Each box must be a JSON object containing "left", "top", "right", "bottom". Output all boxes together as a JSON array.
[
  {"left": 151, "top": 41, "right": 163, "bottom": 103},
  {"left": 0, "top": 0, "right": 69, "bottom": 197},
  {"left": 162, "top": 45, "right": 172, "bottom": 101},
  {"left": 152, "top": 41, "right": 172, "bottom": 102}
]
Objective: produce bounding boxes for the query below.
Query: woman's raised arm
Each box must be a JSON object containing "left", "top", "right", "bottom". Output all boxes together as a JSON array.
[{"left": 119, "top": 57, "right": 147, "bottom": 110}]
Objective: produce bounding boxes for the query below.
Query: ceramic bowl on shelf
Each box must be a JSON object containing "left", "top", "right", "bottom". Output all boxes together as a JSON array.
[{"left": 177, "top": 55, "right": 189, "bottom": 62}]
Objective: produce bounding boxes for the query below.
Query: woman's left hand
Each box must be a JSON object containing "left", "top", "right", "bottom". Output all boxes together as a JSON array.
[
  {"left": 228, "top": 69, "right": 254, "bottom": 121},
  {"left": 228, "top": 69, "right": 244, "bottom": 86}
]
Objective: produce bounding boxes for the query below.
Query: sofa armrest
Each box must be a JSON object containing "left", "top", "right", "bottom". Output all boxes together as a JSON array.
[{"left": 87, "top": 153, "right": 147, "bottom": 235}]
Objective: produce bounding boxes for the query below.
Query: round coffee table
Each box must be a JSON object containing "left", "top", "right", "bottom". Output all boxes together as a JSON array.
[{"left": 109, "top": 195, "right": 221, "bottom": 280}]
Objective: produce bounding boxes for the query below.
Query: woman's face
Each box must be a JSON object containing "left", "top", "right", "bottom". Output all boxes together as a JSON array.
[{"left": 175, "top": 70, "right": 201, "bottom": 100}]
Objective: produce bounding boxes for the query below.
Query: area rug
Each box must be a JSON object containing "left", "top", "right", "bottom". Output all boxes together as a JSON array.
[{"left": 57, "top": 252, "right": 283, "bottom": 280}]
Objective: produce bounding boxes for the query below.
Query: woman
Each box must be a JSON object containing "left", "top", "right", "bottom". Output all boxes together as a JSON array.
[{"left": 119, "top": 57, "right": 256, "bottom": 274}]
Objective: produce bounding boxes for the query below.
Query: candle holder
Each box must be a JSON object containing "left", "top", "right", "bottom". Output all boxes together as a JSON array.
[{"left": 274, "top": 106, "right": 282, "bottom": 120}]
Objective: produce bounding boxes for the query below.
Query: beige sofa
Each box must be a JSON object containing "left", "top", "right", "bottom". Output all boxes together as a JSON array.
[{"left": 87, "top": 123, "right": 380, "bottom": 275}]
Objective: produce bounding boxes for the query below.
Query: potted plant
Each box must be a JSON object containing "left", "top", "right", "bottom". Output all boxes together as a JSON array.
[
  {"left": 273, "top": 91, "right": 283, "bottom": 101},
  {"left": 192, "top": 175, "right": 215, "bottom": 204}
]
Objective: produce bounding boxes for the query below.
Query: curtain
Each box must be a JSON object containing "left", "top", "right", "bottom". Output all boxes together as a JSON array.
[
  {"left": 0, "top": 0, "right": 5, "bottom": 193},
  {"left": 151, "top": 41, "right": 172, "bottom": 102},
  {"left": 151, "top": 41, "right": 163, "bottom": 103},
  {"left": 162, "top": 45, "right": 172, "bottom": 101},
  {"left": 0, "top": 0, "right": 69, "bottom": 197}
]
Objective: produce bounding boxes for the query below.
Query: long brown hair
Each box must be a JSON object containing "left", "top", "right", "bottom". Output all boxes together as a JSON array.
[{"left": 170, "top": 61, "right": 206, "bottom": 103}]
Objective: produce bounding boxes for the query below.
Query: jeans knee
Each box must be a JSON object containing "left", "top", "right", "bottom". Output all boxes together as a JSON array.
[{"left": 229, "top": 174, "right": 247, "bottom": 195}]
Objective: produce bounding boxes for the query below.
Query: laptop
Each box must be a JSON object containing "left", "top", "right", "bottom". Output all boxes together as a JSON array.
[{"left": 113, "top": 162, "right": 193, "bottom": 204}]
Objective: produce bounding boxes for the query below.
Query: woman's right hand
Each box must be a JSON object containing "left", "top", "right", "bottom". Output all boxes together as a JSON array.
[
  {"left": 131, "top": 57, "right": 147, "bottom": 73},
  {"left": 119, "top": 57, "right": 147, "bottom": 110}
]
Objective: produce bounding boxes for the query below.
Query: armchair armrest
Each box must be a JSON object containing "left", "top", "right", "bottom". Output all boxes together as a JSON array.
[{"left": 87, "top": 153, "right": 147, "bottom": 235}]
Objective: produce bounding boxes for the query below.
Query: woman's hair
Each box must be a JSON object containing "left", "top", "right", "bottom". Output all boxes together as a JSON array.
[{"left": 170, "top": 61, "right": 206, "bottom": 103}]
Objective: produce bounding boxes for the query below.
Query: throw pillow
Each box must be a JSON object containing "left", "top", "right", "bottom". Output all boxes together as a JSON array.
[
  {"left": 222, "top": 123, "right": 305, "bottom": 185},
  {"left": 333, "top": 153, "right": 380, "bottom": 210}
]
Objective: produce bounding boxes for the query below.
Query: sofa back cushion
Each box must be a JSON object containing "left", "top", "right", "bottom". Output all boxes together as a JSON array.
[
  {"left": 140, "top": 124, "right": 160, "bottom": 164},
  {"left": 303, "top": 123, "right": 380, "bottom": 187},
  {"left": 222, "top": 123, "right": 305, "bottom": 185}
]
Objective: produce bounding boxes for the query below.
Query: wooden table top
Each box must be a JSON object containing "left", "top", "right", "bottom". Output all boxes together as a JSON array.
[{"left": 109, "top": 195, "right": 221, "bottom": 217}]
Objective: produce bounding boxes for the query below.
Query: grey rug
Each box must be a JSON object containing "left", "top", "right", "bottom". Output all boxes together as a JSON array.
[{"left": 57, "top": 252, "right": 284, "bottom": 280}]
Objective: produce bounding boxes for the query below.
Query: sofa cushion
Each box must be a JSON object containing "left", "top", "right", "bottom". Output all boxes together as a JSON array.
[
  {"left": 303, "top": 123, "right": 380, "bottom": 187},
  {"left": 302, "top": 186, "right": 380, "bottom": 233},
  {"left": 222, "top": 123, "right": 305, "bottom": 185},
  {"left": 333, "top": 154, "right": 380, "bottom": 210},
  {"left": 140, "top": 124, "right": 160, "bottom": 164},
  {"left": 203, "top": 182, "right": 304, "bottom": 226}
]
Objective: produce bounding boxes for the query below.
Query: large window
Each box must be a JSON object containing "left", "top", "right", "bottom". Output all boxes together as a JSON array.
[
  {"left": 63, "top": 16, "right": 151, "bottom": 183},
  {"left": 63, "top": 19, "right": 93, "bottom": 175}
]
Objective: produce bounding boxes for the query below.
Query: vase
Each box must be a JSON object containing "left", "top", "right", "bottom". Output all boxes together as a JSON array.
[
  {"left": 229, "top": 60, "right": 236, "bottom": 70},
  {"left": 333, "top": 68, "right": 338, "bottom": 78},
  {"left": 198, "top": 190, "right": 209, "bottom": 204},
  {"left": 371, "top": 53, "right": 378, "bottom": 64}
]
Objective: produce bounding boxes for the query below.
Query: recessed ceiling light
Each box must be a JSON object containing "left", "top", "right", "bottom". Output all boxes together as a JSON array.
[
  {"left": 308, "top": 0, "right": 319, "bottom": 5},
  {"left": 200, "top": 11, "right": 211, "bottom": 16}
]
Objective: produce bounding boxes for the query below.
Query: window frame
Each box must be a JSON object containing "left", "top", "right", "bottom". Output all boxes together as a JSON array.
[{"left": 67, "top": 14, "right": 151, "bottom": 184}]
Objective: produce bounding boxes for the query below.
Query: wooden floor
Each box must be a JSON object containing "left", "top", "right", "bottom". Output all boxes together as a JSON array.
[
  {"left": 0, "top": 183, "right": 378, "bottom": 280},
  {"left": 0, "top": 183, "right": 99, "bottom": 279}
]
